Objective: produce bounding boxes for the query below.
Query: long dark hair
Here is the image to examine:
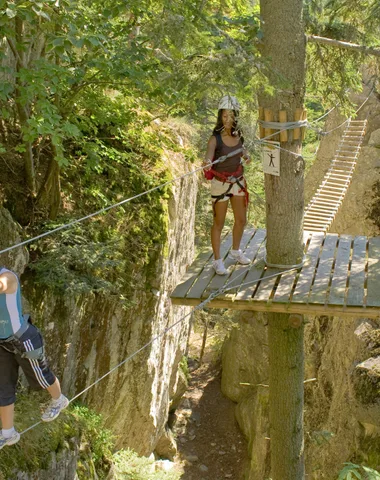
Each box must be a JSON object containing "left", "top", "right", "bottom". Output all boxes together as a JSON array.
[{"left": 212, "top": 109, "right": 244, "bottom": 143}]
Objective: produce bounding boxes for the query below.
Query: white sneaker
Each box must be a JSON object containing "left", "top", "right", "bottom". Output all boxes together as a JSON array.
[
  {"left": 229, "top": 249, "right": 251, "bottom": 265},
  {"left": 0, "top": 430, "right": 20, "bottom": 449},
  {"left": 212, "top": 259, "right": 229, "bottom": 275},
  {"left": 42, "top": 395, "right": 69, "bottom": 422}
]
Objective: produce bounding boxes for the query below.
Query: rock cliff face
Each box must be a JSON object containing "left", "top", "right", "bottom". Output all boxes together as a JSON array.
[
  {"left": 221, "top": 312, "right": 269, "bottom": 480},
  {"left": 0, "top": 207, "right": 29, "bottom": 274},
  {"left": 0, "top": 152, "right": 197, "bottom": 462},
  {"left": 304, "top": 316, "right": 380, "bottom": 479}
]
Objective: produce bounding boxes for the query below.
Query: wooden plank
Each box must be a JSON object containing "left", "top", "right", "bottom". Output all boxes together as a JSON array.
[
  {"left": 318, "top": 187, "right": 346, "bottom": 193},
  {"left": 291, "top": 233, "right": 325, "bottom": 303},
  {"left": 366, "top": 237, "right": 380, "bottom": 307},
  {"left": 319, "top": 185, "right": 346, "bottom": 191},
  {"left": 305, "top": 211, "right": 334, "bottom": 217},
  {"left": 328, "top": 235, "right": 352, "bottom": 305},
  {"left": 304, "top": 219, "right": 332, "bottom": 225},
  {"left": 308, "top": 200, "right": 341, "bottom": 207},
  {"left": 171, "top": 295, "right": 380, "bottom": 318},
  {"left": 171, "top": 250, "right": 213, "bottom": 298},
  {"left": 330, "top": 168, "right": 354, "bottom": 173},
  {"left": 272, "top": 234, "right": 312, "bottom": 304},
  {"left": 323, "top": 181, "right": 349, "bottom": 187},
  {"left": 317, "top": 189, "right": 345, "bottom": 195},
  {"left": 185, "top": 232, "right": 233, "bottom": 299},
  {"left": 234, "top": 246, "right": 267, "bottom": 301},
  {"left": 327, "top": 172, "right": 353, "bottom": 177},
  {"left": 203, "top": 228, "right": 258, "bottom": 295},
  {"left": 308, "top": 234, "right": 339, "bottom": 305},
  {"left": 307, "top": 202, "right": 339, "bottom": 209},
  {"left": 304, "top": 216, "right": 333, "bottom": 222},
  {"left": 306, "top": 207, "right": 338, "bottom": 214},
  {"left": 326, "top": 177, "right": 350, "bottom": 182},
  {"left": 346, "top": 236, "right": 367, "bottom": 306},
  {"left": 253, "top": 266, "right": 283, "bottom": 303},
  {"left": 304, "top": 222, "right": 331, "bottom": 228},
  {"left": 315, "top": 194, "right": 343, "bottom": 201},
  {"left": 334, "top": 158, "right": 357, "bottom": 163},
  {"left": 170, "top": 235, "right": 226, "bottom": 298},
  {"left": 332, "top": 158, "right": 357, "bottom": 163},
  {"left": 322, "top": 181, "right": 348, "bottom": 188},
  {"left": 216, "top": 229, "right": 267, "bottom": 294}
]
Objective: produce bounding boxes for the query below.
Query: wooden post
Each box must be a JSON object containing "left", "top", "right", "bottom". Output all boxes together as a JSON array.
[
  {"left": 301, "top": 108, "right": 307, "bottom": 141},
  {"left": 264, "top": 108, "right": 274, "bottom": 140},
  {"left": 279, "top": 110, "right": 288, "bottom": 142},
  {"left": 293, "top": 107, "right": 303, "bottom": 141},
  {"left": 259, "top": 107, "right": 265, "bottom": 139}
]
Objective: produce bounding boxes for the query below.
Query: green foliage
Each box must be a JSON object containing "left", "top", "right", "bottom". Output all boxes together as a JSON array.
[
  {"left": 25, "top": 97, "right": 185, "bottom": 297},
  {"left": 0, "top": 392, "right": 179, "bottom": 479},
  {"left": 0, "top": 393, "right": 112, "bottom": 479},
  {"left": 304, "top": 0, "right": 380, "bottom": 110},
  {"left": 72, "top": 404, "right": 114, "bottom": 471},
  {"left": 179, "top": 356, "right": 191, "bottom": 380},
  {"left": 338, "top": 463, "right": 380, "bottom": 480}
]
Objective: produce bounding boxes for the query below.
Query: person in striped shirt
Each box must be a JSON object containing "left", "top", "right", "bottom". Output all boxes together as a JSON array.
[{"left": 0, "top": 267, "right": 68, "bottom": 449}]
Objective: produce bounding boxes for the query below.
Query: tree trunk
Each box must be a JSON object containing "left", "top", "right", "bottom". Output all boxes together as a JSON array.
[
  {"left": 36, "top": 154, "right": 61, "bottom": 220},
  {"left": 268, "top": 313, "right": 305, "bottom": 479},
  {"left": 14, "top": 16, "right": 36, "bottom": 196},
  {"left": 258, "top": 0, "right": 306, "bottom": 478}
]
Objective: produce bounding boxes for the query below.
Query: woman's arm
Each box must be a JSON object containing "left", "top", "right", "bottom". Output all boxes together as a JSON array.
[
  {"left": 242, "top": 147, "right": 251, "bottom": 165},
  {"left": 0, "top": 272, "right": 18, "bottom": 294},
  {"left": 203, "top": 136, "right": 217, "bottom": 170}
]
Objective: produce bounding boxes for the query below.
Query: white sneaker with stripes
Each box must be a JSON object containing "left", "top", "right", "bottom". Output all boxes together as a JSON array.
[
  {"left": 212, "top": 259, "right": 229, "bottom": 275},
  {"left": 0, "top": 431, "right": 20, "bottom": 449},
  {"left": 41, "top": 395, "right": 69, "bottom": 422},
  {"left": 229, "top": 249, "right": 251, "bottom": 265}
]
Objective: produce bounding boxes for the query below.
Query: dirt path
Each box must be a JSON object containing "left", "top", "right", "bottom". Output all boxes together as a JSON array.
[{"left": 174, "top": 354, "right": 248, "bottom": 479}]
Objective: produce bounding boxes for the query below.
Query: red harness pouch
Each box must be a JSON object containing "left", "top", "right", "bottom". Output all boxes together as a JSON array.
[{"left": 204, "top": 169, "right": 215, "bottom": 180}]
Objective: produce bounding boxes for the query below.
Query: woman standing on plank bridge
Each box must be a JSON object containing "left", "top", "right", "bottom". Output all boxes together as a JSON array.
[{"left": 203, "top": 95, "right": 251, "bottom": 275}]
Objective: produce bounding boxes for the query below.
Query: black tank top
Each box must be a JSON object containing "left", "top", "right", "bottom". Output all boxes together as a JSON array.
[{"left": 213, "top": 134, "right": 243, "bottom": 174}]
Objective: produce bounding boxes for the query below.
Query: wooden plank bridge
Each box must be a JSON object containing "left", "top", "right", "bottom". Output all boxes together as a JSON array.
[
  {"left": 171, "top": 228, "right": 380, "bottom": 318},
  {"left": 303, "top": 119, "right": 367, "bottom": 233}
]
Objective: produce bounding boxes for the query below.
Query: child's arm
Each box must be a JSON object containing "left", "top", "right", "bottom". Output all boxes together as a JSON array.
[{"left": 0, "top": 272, "right": 18, "bottom": 294}]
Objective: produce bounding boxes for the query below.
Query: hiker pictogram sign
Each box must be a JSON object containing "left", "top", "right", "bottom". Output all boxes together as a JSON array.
[{"left": 262, "top": 141, "right": 280, "bottom": 176}]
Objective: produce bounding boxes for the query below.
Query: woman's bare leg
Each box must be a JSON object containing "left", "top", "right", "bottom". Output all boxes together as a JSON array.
[
  {"left": 230, "top": 196, "right": 247, "bottom": 250},
  {"left": 211, "top": 201, "right": 229, "bottom": 259}
]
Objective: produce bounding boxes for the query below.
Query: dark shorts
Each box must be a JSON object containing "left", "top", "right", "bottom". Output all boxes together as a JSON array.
[{"left": 0, "top": 323, "right": 56, "bottom": 406}]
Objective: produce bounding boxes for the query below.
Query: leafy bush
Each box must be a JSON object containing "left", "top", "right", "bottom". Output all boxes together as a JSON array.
[{"left": 338, "top": 463, "right": 380, "bottom": 480}]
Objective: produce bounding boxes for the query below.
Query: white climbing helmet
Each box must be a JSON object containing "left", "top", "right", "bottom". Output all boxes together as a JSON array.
[{"left": 218, "top": 95, "right": 240, "bottom": 111}]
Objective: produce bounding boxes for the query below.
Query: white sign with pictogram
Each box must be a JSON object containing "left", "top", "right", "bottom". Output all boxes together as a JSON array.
[{"left": 262, "top": 141, "right": 280, "bottom": 176}]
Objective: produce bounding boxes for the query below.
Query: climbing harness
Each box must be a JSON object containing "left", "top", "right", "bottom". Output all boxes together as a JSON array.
[
  {"left": 205, "top": 133, "right": 249, "bottom": 215},
  {"left": 211, "top": 170, "right": 249, "bottom": 216},
  {"left": 0, "top": 316, "right": 45, "bottom": 360}
]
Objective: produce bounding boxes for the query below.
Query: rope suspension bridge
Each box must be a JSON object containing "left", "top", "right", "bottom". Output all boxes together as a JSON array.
[{"left": 304, "top": 119, "right": 368, "bottom": 232}]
